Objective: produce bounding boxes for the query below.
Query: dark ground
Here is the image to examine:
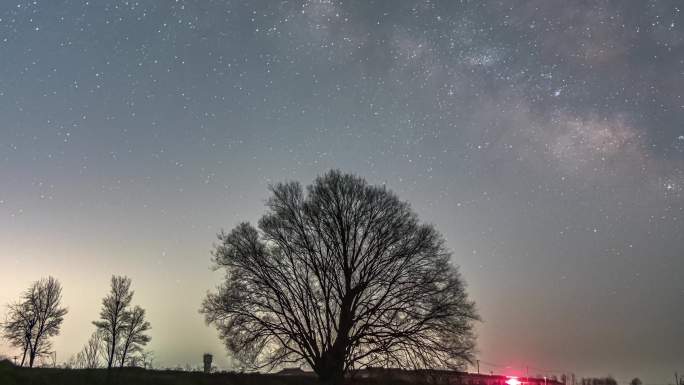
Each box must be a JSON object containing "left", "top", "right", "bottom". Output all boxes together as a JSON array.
[{"left": 0, "top": 360, "right": 422, "bottom": 385}]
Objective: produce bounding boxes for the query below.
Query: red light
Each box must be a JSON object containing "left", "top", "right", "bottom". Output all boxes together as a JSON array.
[{"left": 506, "top": 377, "right": 522, "bottom": 385}]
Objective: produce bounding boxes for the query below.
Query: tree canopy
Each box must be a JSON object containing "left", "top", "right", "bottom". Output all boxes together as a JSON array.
[
  {"left": 1, "top": 277, "right": 67, "bottom": 367},
  {"left": 201, "top": 170, "right": 478, "bottom": 384},
  {"left": 93, "top": 275, "right": 150, "bottom": 369}
]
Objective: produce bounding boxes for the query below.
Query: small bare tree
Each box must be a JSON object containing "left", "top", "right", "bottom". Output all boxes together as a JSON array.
[
  {"left": 201, "top": 170, "right": 479, "bottom": 385},
  {"left": 74, "top": 331, "right": 104, "bottom": 369},
  {"left": 93, "top": 276, "right": 133, "bottom": 369},
  {"left": 2, "top": 277, "right": 68, "bottom": 368},
  {"left": 118, "top": 305, "right": 151, "bottom": 368},
  {"left": 139, "top": 350, "right": 154, "bottom": 369},
  {"left": 2, "top": 301, "right": 33, "bottom": 366}
]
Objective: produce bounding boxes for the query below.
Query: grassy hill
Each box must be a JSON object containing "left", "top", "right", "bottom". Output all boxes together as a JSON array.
[
  {"left": 0, "top": 360, "right": 422, "bottom": 385},
  {"left": 0, "top": 361, "right": 314, "bottom": 385}
]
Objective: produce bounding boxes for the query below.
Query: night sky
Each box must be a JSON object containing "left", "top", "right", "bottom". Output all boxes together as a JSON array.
[{"left": 1, "top": 0, "right": 683, "bottom": 382}]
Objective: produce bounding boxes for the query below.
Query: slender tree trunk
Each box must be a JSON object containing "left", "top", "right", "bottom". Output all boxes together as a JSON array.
[
  {"left": 28, "top": 335, "right": 38, "bottom": 367},
  {"left": 119, "top": 341, "right": 129, "bottom": 369},
  {"left": 107, "top": 341, "right": 115, "bottom": 369},
  {"left": 19, "top": 342, "right": 28, "bottom": 367},
  {"left": 107, "top": 321, "right": 118, "bottom": 370},
  {"left": 29, "top": 327, "right": 44, "bottom": 368}
]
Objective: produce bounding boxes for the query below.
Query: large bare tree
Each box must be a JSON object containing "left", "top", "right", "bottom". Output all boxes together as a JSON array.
[
  {"left": 201, "top": 170, "right": 478, "bottom": 384},
  {"left": 2, "top": 277, "right": 68, "bottom": 367},
  {"left": 93, "top": 276, "right": 133, "bottom": 369}
]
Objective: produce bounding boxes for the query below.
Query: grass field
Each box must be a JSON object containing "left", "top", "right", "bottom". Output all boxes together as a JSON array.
[{"left": 0, "top": 360, "right": 423, "bottom": 385}]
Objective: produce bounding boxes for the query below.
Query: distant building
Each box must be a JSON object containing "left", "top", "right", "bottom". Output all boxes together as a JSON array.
[
  {"left": 580, "top": 377, "right": 618, "bottom": 385},
  {"left": 276, "top": 367, "right": 316, "bottom": 377}
]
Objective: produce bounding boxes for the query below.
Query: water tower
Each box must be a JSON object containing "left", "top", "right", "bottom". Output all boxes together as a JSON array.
[{"left": 203, "top": 353, "right": 212, "bottom": 373}]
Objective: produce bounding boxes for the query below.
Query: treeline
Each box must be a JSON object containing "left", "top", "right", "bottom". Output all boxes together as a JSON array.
[
  {"left": 579, "top": 378, "right": 618, "bottom": 385},
  {"left": 2, "top": 170, "right": 482, "bottom": 385},
  {"left": 1, "top": 275, "right": 151, "bottom": 370}
]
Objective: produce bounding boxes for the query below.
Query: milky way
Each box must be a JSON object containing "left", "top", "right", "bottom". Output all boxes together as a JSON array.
[{"left": 0, "top": 1, "right": 682, "bottom": 382}]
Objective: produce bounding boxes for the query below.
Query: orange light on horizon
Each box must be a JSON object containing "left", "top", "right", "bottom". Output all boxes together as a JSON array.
[{"left": 506, "top": 377, "right": 522, "bottom": 385}]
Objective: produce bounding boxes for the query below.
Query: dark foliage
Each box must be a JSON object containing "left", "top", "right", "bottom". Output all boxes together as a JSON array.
[{"left": 580, "top": 377, "right": 618, "bottom": 385}]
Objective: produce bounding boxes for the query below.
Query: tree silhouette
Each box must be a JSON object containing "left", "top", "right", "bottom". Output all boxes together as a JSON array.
[
  {"left": 71, "top": 331, "right": 104, "bottom": 369},
  {"left": 118, "top": 305, "right": 151, "bottom": 368},
  {"left": 1, "top": 277, "right": 67, "bottom": 367},
  {"left": 93, "top": 276, "right": 133, "bottom": 369},
  {"left": 201, "top": 170, "right": 478, "bottom": 385},
  {"left": 2, "top": 301, "right": 34, "bottom": 366},
  {"left": 139, "top": 350, "right": 155, "bottom": 369}
]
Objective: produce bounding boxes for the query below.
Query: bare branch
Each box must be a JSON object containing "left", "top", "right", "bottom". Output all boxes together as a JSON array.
[{"left": 201, "top": 170, "right": 479, "bottom": 385}]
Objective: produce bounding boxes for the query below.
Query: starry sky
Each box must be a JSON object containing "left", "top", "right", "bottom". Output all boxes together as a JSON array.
[{"left": 1, "top": 0, "right": 683, "bottom": 382}]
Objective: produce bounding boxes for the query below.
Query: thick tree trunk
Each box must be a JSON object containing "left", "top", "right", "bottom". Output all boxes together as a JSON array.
[
  {"left": 316, "top": 292, "right": 354, "bottom": 385},
  {"left": 315, "top": 342, "right": 347, "bottom": 385},
  {"left": 316, "top": 358, "right": 345, "bottom": 385},
  {"left": 318, "top": 370, "right": 345, "bottom": 385}
]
